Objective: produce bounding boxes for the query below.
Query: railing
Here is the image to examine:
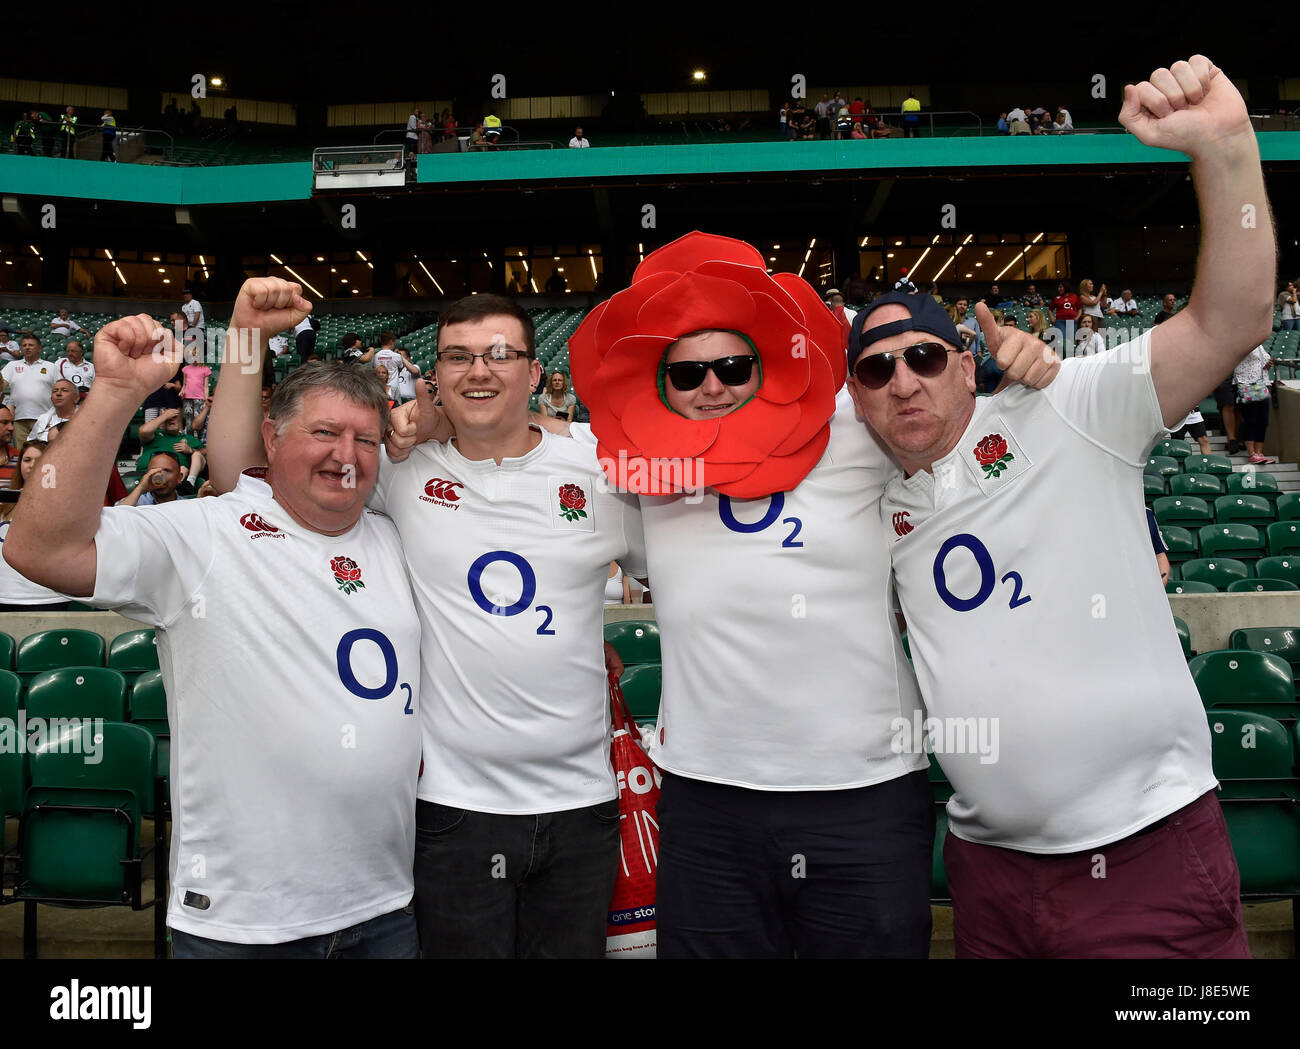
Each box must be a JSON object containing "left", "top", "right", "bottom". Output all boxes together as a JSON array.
[
  {"left": 313, "top": 144, "right": 406, "bottom": 174},
  {"left": 372, "top": 124, "right": 523, "bottom": 149}
]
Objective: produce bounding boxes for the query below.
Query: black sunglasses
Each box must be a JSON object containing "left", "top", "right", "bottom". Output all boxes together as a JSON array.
[
  {"left": 853, "top": 342, "right": 962, "bottom": 389},
  {"left": 665, "top": 354, "right": 757, "bottom": 392}
]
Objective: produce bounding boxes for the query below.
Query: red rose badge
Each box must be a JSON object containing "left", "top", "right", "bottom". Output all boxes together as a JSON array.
[
  {"left": 331, "top": 555, "right": 366, "bottom": 595},
  {"left": 558, "top": 483, "right": 588, "bottom": 522},
  {"left": 569, "top": 231, "right": 847, "bottom": 498},
  {"left": 973, "top": 434, "right": 1014, "bottom": 478}
]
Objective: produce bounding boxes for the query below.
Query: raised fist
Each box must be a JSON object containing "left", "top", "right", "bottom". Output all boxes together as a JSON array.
[
  {"left": 229, "top": 278, "right": 311, "bottom": 351},
  {"left": 92, "top": 315, "right": 183, "bottom": 403},
  {"left": 1120, "top": 56, "right": 1252, "bottom": 157}
]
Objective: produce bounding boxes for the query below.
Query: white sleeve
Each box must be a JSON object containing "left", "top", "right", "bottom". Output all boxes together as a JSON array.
[
  {"left": 570, "top": 423, "right": 597, "bottom": 447},
  {"left": 1043, "top": 330, "right": 1164, "bottom": 463},
  {"left": 91, "top": 501, "right": 217, "bottom": 626},
  {"left": 619, "top": 494, "right": 648, "bottom": 579}
]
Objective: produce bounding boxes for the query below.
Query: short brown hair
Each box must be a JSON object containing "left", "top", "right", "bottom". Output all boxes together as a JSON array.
[
  {"left": 439, "top": 294, "right": 535, "bottom": 357},
  {"left": 269, "top": 360, "right": 390, "bottom": 436}
]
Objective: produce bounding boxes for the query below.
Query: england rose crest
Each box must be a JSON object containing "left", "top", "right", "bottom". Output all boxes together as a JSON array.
[
  {"left": 331, "top": 556, "right": 366, "bottom": 595},
  {"left": 973, "top": 434, "right": 1014, "bottom": 479},
  {"left": 558, "top": 483, "right": 588, "bottom": 522}
]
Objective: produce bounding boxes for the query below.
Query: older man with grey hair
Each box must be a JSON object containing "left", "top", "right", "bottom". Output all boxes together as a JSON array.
[{"left": 5, "top": 278, "right": 423, "bottom": 959}]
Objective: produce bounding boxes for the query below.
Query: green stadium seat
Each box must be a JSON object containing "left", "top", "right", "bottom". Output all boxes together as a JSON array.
[
  {"left": 1143, "top": 475, "right": 1166, "bottom": 499},
  {"left": 1267, "top": 521, "right": 1300, "bottom": 556},
  {"left": 1145, "top": 455, "right": 1181, "bottom": 479},
  {"left": 1179, "top": 557, "right": 1249, "bottom": 590},
  {"left": 1166, "top": 580, "right": 1217, "bottom": 594},
  {"left": 1255, "top": 556, "right": 1300, "bottom": 587},
  {"left": 108, "top": 629, "right": 159, "bottom": 676},
  {"left": 130, "top": 670, "right": 169, "bottom": 813},
  {"left": 1189, "top": 650, "right": 1297, "bottom": 719},
  {"left": 1227, "top": 578, "right": 1299, "bottom": 592},
  {"left": 0, "top": 632, "right": 14, "bottom": 670},
  {"left": 1214, "top": 495, "right": 1275, "bottom": 529},
  {"left": 1159, "top": 525, "right": 1197, "bottom": 562},
  {"left": 14, "top": 721, "right": 165, "bottom": 958},
  {"left": 25, "top": 668, "right": 128, "bottom": 723},
  {"left": 1170, "top": 473, "right": 1224, "bottom": 497},
  {"left": 1153, "top": 438, "right": 1195, "bottom": 459},
  {"left": 16, "top": 630, "right": 106, "bottom": 674},
  {"left": 1184, "top": 454, "right": 1233, "bottom": 476},
  {"left": 619, "top": 663, "right": 661, "bottom": 722},
  {"left": 603, "top": 620, "right": 661, "bottom": 665},
  {"left": 1226, "top": 471, "right": 1280, "bottom": 500},
  {"left": 1153, "top": 496, "right": 1212, "bottom": 527},
  {"left": 0, "top": 670, "right": 23, "bottom": 818},
  {"left": 1206, "top": 710, "right": 1300, "bottom": 898},
  {"left": 1173, "top": 616, "right": 1193, "bottom": 659},
  {"left": 1198, "top": 524, "right": 1264, "bottom": 562},
  {"left": 1276, "top": 493, "right": 1300, "bottom": 521}
]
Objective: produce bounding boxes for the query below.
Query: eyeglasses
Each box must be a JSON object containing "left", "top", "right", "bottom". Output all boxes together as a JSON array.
[
  {"left": 436, "top": 348, "right": 530, "bottom": 369},
  {"left": 853, "top": 342, "right": 962, "bottom": 389},
  {"left": 665, "top": 355, "right": 757, "bottom": 391}
]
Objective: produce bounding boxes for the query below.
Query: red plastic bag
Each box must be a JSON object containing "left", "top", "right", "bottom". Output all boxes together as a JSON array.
[{"left": 606, "top": 670, "right": 661, "bottom": 958}]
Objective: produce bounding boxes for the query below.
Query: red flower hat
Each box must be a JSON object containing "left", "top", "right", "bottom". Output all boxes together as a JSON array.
[{"left": 569, "top": 231, "right": 847, "bottom": 498}]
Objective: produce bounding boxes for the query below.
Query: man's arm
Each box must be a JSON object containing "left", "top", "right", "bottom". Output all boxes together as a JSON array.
[
  {"left": 1131, "top": 57, "right": 1277, "bottom": 424},
  {"left": 358, "top": 346, "right": 377, "bottom": 363},
  {"left": 207, "top": 278, "right": 311, "bottom": 493},
  {"left": 5, "top": 316, "right": 182, "bottom": 596}
]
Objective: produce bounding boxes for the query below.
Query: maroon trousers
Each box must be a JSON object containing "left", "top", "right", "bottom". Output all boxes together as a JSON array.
[{"left": 943, "top": 790, "right": 1251, "bottom": 958}]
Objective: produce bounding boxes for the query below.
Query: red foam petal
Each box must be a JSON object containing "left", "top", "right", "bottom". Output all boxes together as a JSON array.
[
  {"left": 768, "top": 352, "right": 841, "bottom": 457},
  {"left": 713, "top": 425, "right": 834, "bottom": 498},
  {"left": 621, "top": 387, "right": 718, "bottom": 458},
  {"left": 633, "top": 231, "right": 767, "bottom": 282},
  {"left": 699, "top": 399, "right": 799, "bottom": 464},
  {"left": 695, "top": 260, "right": 805, "bottom": 326},
  {"left": 636, "top": 271, "right": 757, "bottom": 338},
  {"left": 745, "top": 293, "right": 812, "bottom": 405},
  {"left": 595, "top": 334, "right": 674, "bottom": 418},
  {"left": 568, "top": 299, "right": 609, "bottom": 402},
  {"left": 772, "top": 272, "right": 848, "bottom": 389}
]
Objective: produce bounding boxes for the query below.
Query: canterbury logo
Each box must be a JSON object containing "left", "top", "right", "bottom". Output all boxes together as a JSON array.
[
  {"left": 892, "top": 511, "right": 913, "bottom": 537},
  {"left": 240, "top": 513, "right": 282, "bottom": 537},
  {"left": 423, "top": 478, "right": 464, "bottom": 503}
]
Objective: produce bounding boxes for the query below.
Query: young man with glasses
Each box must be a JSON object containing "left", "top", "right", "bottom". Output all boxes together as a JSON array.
[
  {"left": 557, "top": 231, "right": 1059, "bottom": 958},
  {"left": 210, "top": 293, "right": 645, "bottom": 960}
]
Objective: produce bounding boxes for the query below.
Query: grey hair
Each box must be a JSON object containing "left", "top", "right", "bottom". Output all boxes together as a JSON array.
[{"left": 269, "top": 361, "right": 390, "bottom": 437}]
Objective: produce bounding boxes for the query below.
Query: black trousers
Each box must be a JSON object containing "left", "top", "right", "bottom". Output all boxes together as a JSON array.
[{"left": 656, "top": 768, "right": 935, "bottom": 958}]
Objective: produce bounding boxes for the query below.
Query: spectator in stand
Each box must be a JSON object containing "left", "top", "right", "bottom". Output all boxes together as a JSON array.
[
  {"left": 1235, "top": 343, "right": 1276, "bottom": 465},
  {"left": 100, "top": 109, "right": 116, "bottom": 161},
  {"left": 901, "top": 90, "right": 921, "bottom": 137},
  {"left": 1020, "top": 284, "right": 1044, "bottom": 308},
  {"left": 835, "top": 100, "right": 852, "bottom": 140},
  {"left": 1050, "top": 280, "right": 1081, "bottom": 344},
  {"left": 814, "top": 94, "right": 831, "bottom": 139},
  {"left": 50, "top": 308, "right": 87, "bottom": 337},
  {"left": 850, "top": 121, "right": 867, "bottom": 140},
  {"left": 849, "top": 97, "right": 865, "bottom": 126},
  {"left": 1072, "top": 314, "right": 1107, "bottom": 357},
  {"left": 1169, "top": 406, "right": 1212, "bottom": 456},
  {"left": 779, "top": 102, "right": 789, "bottom": 140},
  {"left": 1007, "top": 105, "right": 1027, "bottom": 125},
  {"left": 1107, "top": 288, "right": 1141, "bottom": 319},
  {"left": 11, "top": 111, "right": 35, "bottom": 154},
  {"left": 136, "top": 408, "right": 205, "bottom": 483},
  {"left": 385, "top": 347, "right": 420, "bottom": 404},
  {"left": 406, "top": 107, "right": 422, "bottom": 153},
  {"left": 545, "top": 270, "right": 567, "bottom": 294},
  {"left": 568, "top": 127, "right": 590, "bottom": 148},
  {"left": 417, "top": 112, "right": 434, "bottom": 154},
  {"left": 181, "top": 289, "right": 204, "bottom": 354},
  {"left": 142, "top": 361, "right": 183, "bottom": 424},
  {"left": 29, "top": 379, "right": 79, "bottom": 442},
  {"left": 1153, "top": 292, "right": 1179, "bottom": 325},
  {"left": 825, "top": 288, "right": 845, "bottom": 309},
  {"left": 468, "top": 123, "right": 487, "bottom": 150},
  {"left": 293, "top": 314, "right": 316, "bottom": 360},
  {"left": 1026, "top": 308, "right": 1052, "bottom": 343},
  {"left": 56, "top": 339, "right": 94, "bottom": 396},
  {"left": 1056, "top": 106, "right": 1074, "bottom": 132},
  {"left": 537, "top": 371, "right": 577, "bottom": 421},
  {"left": 0, "top": 440, "right": 69, "bottom": 612},
  {"left": 374, "top": 365, "right": 394, "bottom": 407},
  {"left": 1279, "top": 281, "right": 1298, "bottom": 331},
  {"left": 1078, "top": 278, "right": 1108, "bottom": 330},
  {"left": 1, "top": 336, "right": 56, "bottom": 448},
  {"left": 982, "top": 283, "right": 1013, "bottom": 309},
  {"left": 483, "top": 112, "right": 502, "bottom": 147},
  {"left": 361, "top": 331, "right": 404, "bottom": 373},
  {"left": 58, "top": 106, "right": 78, "bottom": 158},
  {"left": 181, "top": 347, "right": 212, "bottom": 431},
  {"left": 1009, "top": 114, "right": 1031, "bottom": 136},
  {"left": 441, "top": 109, "right": 455, "bottom": 141},
  {"left": 893, "top": 267, "right": 919, "bottom": 294},
  {"left": 0, "top": 330, "right": 18, "bottom": 362},
  {"left": 996, "top": 113, "right": 1010, "bottom": 134},
  {"left": 120, "top": 450, "right": 186, "bottom": 506},
  {"left": 0, "top": 407, "right": 17, "bottom": 486}
]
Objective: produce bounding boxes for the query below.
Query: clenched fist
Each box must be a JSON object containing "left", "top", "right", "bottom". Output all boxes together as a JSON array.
[
  {"left": 229, "top": 277, "right": 312, "bottom": 357},
  {"left": 92, "top": 314, "right": 183, "bottom": 403},
  {"left": 1120, "top": 56, "right": 1252, "bottom": 158}
]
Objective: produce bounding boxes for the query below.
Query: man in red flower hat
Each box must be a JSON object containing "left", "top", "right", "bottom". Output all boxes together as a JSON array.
[
  {"left": 850, "top": 56, "right": 1263, "bottom": 957},
  {"left": 565, "top": 231, "right": 1060, "bottom": 958}
]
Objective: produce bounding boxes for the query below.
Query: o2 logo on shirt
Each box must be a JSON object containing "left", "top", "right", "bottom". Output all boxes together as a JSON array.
[
  {"left": 718, "top": 494, "right": 803, "bottom": 548},
  {"left": 336, "top": 628, "right": 413, "bottom": 714},
  {"left": 933, "top": 533, "right": 1031, "bottom": 613},
  {"left": 467, "top": 550, "right": 556, "bottom": 635}
]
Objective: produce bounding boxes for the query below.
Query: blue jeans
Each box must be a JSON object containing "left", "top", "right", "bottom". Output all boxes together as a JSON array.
[
  {"left": 413, "top": 798, "right": 620, "bottom": 958},
  {"left": 656, "top": 769, "right": 935, "bottom": 959},
  {"left": 1283, "top": 318, "right": 1298, "bottom": 331},
  {"left": 171, "top": 905, "right": 418, "bottom": 959}
]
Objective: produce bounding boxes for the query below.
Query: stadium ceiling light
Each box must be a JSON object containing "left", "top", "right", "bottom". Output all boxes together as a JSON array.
[
  {"left": 909, "top": 245, "right": 934, "bottom": 278},
  {"left": 352, "top": 288, "right": 359, "bottom": 294},
  {"left": 152, "top": 256, "right": 161, "bottom": 262},
  {"left": 964, "top": 272, "right": 973, "bottom": 278},
  {"left": 809, "top": 238, "right": 816, "bottom": 249},
  {"left": 331, "top": 267, "right": 337, "bottom": 273},
  {"left": 589, "top": 255, "right": 598, "bottom": 279},
  {"left": 773, "top": 244, "right": 781, "bottom": 249},
  {"left": 894, "top": 241, "right": 903, "bottom": 246},
  {"left": 211, "top": 77, "right": 223, "bottom": 86},
  {"left": 769, "top": 256, "right": 777, "bottom": 262},
  {"left": 3, "top": 260, "right": 10, "bottom": 266},
  {"left": 163, "top": 278, "right": 171, "bottom": 284},
  {"left": 316, "top": 256, "right": 325, "bottom": 262},
  {"left": 692, "top": 70, "right": 706, "bottom": 81},
  {"left": 276, "top": 261, "right": 323, "bottom": 298},
  {"left": 158, "top": 268, "right": 165, "bottom": 273},
  {"left": 887, "top": 253, "right": 895, "bottom": 258},
  {"left": 985, "top": 250, "right": 994, "bottom": 256},
  {"left": 340, "top": 278, "right": 349, "bottom": 284},
  {"left": 975, "top": 262, "right": 983, "bottom": 267},
  {"left": 860, "top": 237, "right": 868, "bottom": 248},
  {"left": 417, "top": 260, "right": 444, "bottom": 295},
  {"left": 931, "top": 251, "right": 959, "bottom": 281},
  {"left": 198, "top": 255, "right": 206, "bottom": 265}
]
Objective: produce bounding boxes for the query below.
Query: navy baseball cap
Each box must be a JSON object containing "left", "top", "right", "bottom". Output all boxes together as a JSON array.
[{"left": 848, "top": 291, "right": 965, "bottom": 367}]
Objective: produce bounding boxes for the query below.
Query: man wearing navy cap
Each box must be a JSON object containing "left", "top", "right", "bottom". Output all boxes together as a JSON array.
[{"left": 848, "top": 55, "right": 1265, "bottom": 958}]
